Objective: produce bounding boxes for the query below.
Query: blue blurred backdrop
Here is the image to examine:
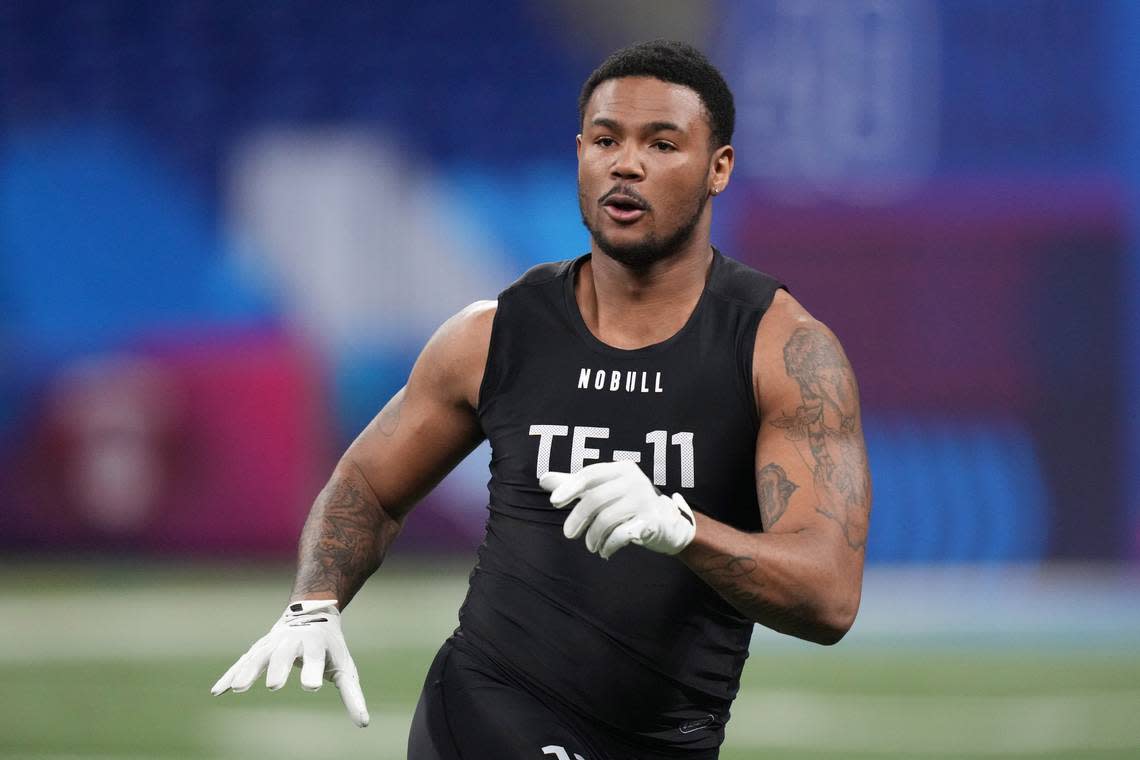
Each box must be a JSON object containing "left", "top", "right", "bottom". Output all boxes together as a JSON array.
[{"left": 2, "top": 0, "right": 1137, "bottom": 565}]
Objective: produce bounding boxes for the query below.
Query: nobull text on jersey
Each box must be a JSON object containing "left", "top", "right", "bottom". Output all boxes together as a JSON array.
[{"left": 578, "top": 368, "right": 664, "bottom": 393}]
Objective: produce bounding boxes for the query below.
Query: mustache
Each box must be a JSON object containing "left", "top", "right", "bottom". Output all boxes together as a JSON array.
[{"left": 599, "top": 185, "right": 651, "bottom": 211}]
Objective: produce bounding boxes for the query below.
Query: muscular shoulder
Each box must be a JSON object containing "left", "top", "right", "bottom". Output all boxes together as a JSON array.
[
  {"left": 752, "top": 290, "right": 856, "bottom": 415},
  {"left": 412, "top": 300, "right": 497, "bottom": 410},
  {"left": 445, "top": 299, "right": 497, "bottom": 345}
]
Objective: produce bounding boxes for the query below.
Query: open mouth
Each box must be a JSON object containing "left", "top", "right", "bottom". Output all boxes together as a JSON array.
[{"left": 601, "top": 193, "right": 648, "bottom": 223}]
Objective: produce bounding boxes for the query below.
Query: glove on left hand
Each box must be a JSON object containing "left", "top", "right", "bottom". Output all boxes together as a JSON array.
[{"left": 540, "top": 461, "right": 696, "bottom": 560}]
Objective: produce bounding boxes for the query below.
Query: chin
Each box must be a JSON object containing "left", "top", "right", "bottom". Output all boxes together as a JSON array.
[
  {"left": 588, "top": 225, "right": 663, "bottom": 266},
  {"left": 597, "top": 239, "right": 672, "bottom": 268},
  {"left": 591, "top": 218, "right": 698, "bottom": 269}
]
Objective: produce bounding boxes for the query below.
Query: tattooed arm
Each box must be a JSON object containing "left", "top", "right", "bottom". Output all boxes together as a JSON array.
[
  {"left": 679, "top": 290, "right": 870, "bottom": 644},
  {"left": 290, "top": 301, "right": 495, "bottom": 609}
]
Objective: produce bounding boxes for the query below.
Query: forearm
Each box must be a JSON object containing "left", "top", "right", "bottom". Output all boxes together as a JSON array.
[
  {"left": 679, "top": 512, "right": 859, "bottom": 645},
  {"left": 290, "top": 459, "right": 403, "bottom": 609}
]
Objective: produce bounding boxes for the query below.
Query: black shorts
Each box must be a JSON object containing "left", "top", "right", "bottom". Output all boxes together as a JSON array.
[{"left": 407, "top": 638, "right": 720, "bottom": 760}]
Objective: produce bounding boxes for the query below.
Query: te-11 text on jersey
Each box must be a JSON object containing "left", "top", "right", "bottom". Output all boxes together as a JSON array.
[{"left": 529, "top": 425, "right": 695, "bottom": 488}]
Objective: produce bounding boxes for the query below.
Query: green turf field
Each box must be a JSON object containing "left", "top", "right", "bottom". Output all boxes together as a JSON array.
[{"left": 1, "top": 561, "right": 1138, "bottom": 759}]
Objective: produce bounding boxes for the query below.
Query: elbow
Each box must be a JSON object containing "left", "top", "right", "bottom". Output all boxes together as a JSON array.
[
  {"left": 809, "top": 555, "right": 864, "bottom": 645},
  {"left": 798, "top": 613, "right": 853, "bottom": 647},
  {"left": 815, "top": 591, "right": 860, "bottom": 646},
  {"left": 801, "top": 588, "right": 860, "bottom": 646},
  {"left": 810, "top": 617, "right": 852, "bottom": 646},
  {"left": 763, "top": 594, "right": 858, "bottom": 646},
  {"left": 339, "top": 458, "right": 405, "bottom": 526}
]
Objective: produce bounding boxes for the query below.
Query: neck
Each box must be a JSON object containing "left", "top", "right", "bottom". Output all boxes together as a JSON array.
[
  {"left": 588, "top": 242, "right": 712, "bottom": 302},
  {"left": 576, "top": 232, "right": 715, "bottom": 350}
]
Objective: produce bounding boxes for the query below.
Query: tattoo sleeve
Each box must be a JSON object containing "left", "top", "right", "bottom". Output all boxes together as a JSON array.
[
  {"left": 290, "top": 460, "right": 402, "bottom": 607},
  {"left": 771, "top": 327, "right": 871, "bottom": 550}
]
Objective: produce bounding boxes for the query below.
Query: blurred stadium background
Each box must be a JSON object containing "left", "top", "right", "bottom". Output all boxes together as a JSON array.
[{"left": 2, "top": 1, "right": 1139, "bottom": 758}]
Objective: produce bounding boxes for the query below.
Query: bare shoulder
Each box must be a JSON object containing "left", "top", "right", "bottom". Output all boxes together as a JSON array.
[
  {"left": 441, "top": 299, "right": 497, "bottom": 346},
  {"left": 752, "top": 289, "right": 857, "bottom": 413},
  {"left": 412, "top": 300, "right": 497, "bottom": 410}
]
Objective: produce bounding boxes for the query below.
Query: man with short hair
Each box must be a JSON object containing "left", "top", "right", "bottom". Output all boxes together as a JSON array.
[{"left": 212, "top": 40, "right": 871, "bottom": 759}]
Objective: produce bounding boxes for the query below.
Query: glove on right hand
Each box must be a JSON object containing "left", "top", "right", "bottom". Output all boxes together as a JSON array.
[{"left": 210, "top": 599, "right": 370, "bottom": 728}]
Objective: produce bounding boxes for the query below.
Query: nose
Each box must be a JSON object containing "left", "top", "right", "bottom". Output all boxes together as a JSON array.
[{"left": 610, "top": 144, "right": 644, "bottom": 182}]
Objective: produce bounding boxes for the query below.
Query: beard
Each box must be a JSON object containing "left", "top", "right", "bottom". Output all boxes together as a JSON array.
[{"left": 579, "top": 182, "right": 709, "bottom": 269}]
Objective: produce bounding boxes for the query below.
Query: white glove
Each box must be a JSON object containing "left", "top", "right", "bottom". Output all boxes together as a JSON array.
[
  {"left": 540, "top": 461, "right": 696, "bottom": 560},
  {"left": 210, "top": 599, "right": 370, "bottom": 728}
]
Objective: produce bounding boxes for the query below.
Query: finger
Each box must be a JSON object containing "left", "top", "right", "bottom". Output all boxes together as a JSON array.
[
  {"left": 300, "top": 638, "right": 326, "bottom": 692},
  {"left": 584, "top": 502, "right": 638, "bottom": 554},
  {"left": 229, "top": 643, "right": 272, "bottom": 693},
  {"left": 599, "top": 519, "right": 647, "bottom": 560},
  {"left": 330, "top": 654, "right": 370, "bottom": 727},
  {"left": 327, "top": 634, "right": 370, "bottom": 727},
  {"left": 548, "top": 462, "right": 630, "bottom": 507},
  {"left": 211, "top": 654, "right": 247, "bottom": 696},
  {"left": 335, "top": 672, "right": 370, "bottom": 728},
  {"left": 563, "top": 479, "right": 627, "bottom": 540},
  {"left": 538, "top": 471, "right": 571, "bottom": 493},
  {"left": 265, "top": 638, "right": 303, "bottom": 691}
]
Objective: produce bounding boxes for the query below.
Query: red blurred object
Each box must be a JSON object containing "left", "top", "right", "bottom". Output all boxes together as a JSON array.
[{"left": 7, "top": 330, "right": 330, "bottom": 557}]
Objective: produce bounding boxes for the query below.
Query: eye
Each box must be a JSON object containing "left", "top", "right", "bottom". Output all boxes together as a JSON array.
[
  {"left": 652, "top": 141, "right": 676, "bottom": 152},
  {"left": 595, "top": 136, "right": 617, "bottom": 148}
]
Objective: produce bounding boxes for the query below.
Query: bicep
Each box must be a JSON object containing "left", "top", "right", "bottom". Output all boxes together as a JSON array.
[
  {"left": 754, "top": 307, "right": 871, "bottom": 551},
  {"left": 342, "top": 302, "right": 493, "bottom": 520},
  {"left": 754, "top": 412, "right": 869, "bottom": 549}
]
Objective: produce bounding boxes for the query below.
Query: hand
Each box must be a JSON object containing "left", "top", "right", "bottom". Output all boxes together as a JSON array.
[
  {"left": 539, "top": 461, "right": 696, "bottom": 560},
  {"left": 210, "top": 599, "right": 370, "bottom": 728}
]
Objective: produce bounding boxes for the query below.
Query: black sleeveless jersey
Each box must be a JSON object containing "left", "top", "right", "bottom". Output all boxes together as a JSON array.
[{"left": 456, "top": 249, "right": 784, "bottom": 751}]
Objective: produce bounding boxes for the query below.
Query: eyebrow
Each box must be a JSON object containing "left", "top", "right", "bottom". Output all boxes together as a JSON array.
[{"left": 591, "top": 117, "right": 685, "bottom": 134}]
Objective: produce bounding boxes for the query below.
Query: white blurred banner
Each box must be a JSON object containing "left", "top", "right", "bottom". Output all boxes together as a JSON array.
[{"left": 226, "top": 129, "right": 510, "bottom": 350}]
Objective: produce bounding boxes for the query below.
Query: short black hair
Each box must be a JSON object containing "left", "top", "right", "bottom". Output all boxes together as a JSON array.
[{"left": 578, "top": 40, "right": 735, "bottom": 148}]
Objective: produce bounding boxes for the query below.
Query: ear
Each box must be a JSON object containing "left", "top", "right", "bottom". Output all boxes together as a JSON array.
[
  {"left": 576, "top": 133, "right": 583, "bottom": 161},
  {"left": 708, "top": 144, "right": 734, "bottom": 197}
]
